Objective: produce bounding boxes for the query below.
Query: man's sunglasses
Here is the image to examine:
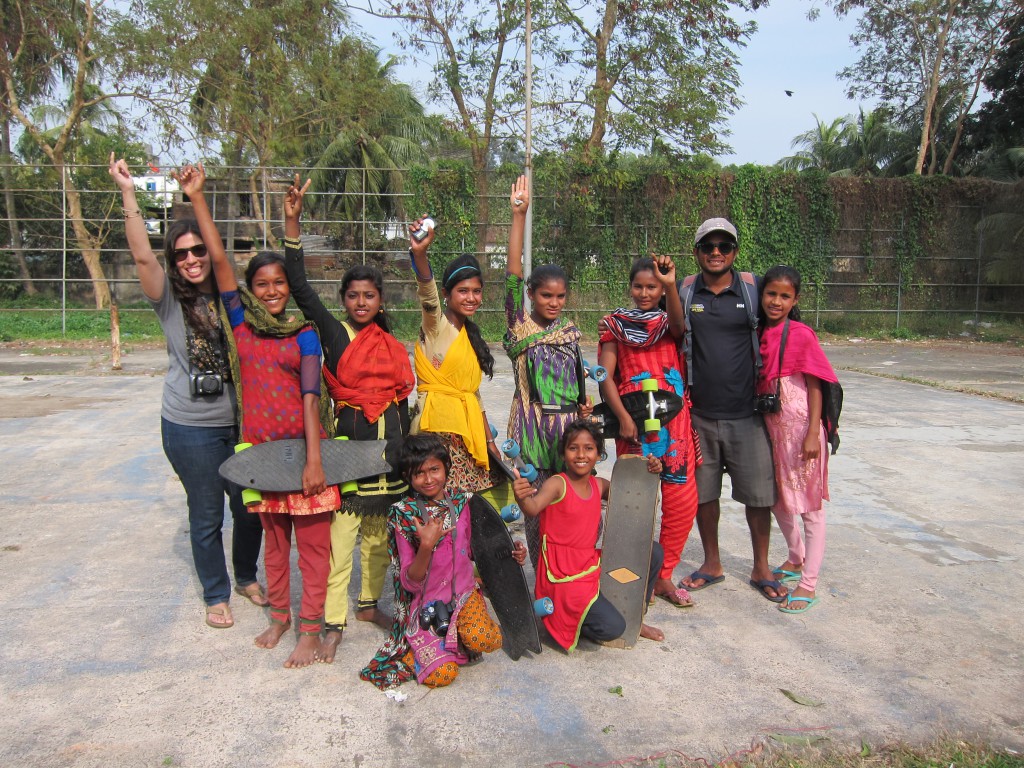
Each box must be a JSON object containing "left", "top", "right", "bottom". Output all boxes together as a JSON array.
[
  {"left": 697, "top": 240, "right": 736, "bottom": 256},
  {"left": 173, "top": 244, "right": 208, "bottom": 261}
]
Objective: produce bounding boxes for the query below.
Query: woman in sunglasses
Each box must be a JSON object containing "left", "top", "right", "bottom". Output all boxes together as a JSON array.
[{"left": 109, "top": 154, "right": 266, "bottom": 631}]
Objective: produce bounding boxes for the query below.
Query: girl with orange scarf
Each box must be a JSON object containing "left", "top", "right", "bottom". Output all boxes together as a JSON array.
[{"left": 282, "top": 177, "right": 415, "bottom": 662}]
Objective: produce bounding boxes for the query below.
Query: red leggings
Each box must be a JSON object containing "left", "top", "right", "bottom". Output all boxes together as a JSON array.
[
  {"left": 258, "top": 511, "right": 331, "bottom": 634},
  {"left": 658, "top": 474, "right": 698, "bottom": 580}
]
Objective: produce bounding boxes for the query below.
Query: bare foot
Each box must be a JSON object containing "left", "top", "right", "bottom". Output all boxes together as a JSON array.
[
  {"left": 284, "top": 634, "right": 321, "bottom": 668},
  {"left": 639, "top": 623, "right": 664, "bottom": 642},
  {"left": 355, "top": 607, "right": 393, "bottom": 630},
  {"left": 255, "top": 620, "right": 290, "bottom": 649},
  {"left": 319, "top": 629, "right": 343, "bottom": 663}
]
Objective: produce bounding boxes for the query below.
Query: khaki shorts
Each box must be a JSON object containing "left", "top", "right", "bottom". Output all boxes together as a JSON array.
[{"left": 692, "top": 412, "right": 776, "bottom": 508}]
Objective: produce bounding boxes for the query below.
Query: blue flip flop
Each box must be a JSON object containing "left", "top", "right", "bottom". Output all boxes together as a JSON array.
[
  {"left": 749, "top": 578, "right": 787, "bottom": 603},
  {"left": 680, "top": 571, "right": 725, "bottom": 591},
  {"left": 772, "top": 567, "right": 802, "bottom": 584},
  {"left": 779, "top": 595, "right": 820, "bottom": 614}
]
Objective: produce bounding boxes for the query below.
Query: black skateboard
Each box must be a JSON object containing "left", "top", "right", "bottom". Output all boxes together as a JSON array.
[
  {"left": 218, "top": 438, "right": 390, "bottom": 492},
  {"left": 469, "top": 495, "right": 542, "bottom": 660},
  {"left": 599, "top": 457, "right": 660, "bottom": 649},
  {"left": 591, "top": 378, "right": 682, "bottom": 440}
]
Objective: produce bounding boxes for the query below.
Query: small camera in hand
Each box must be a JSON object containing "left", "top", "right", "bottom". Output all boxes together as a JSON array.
[
  {"left": 411, "top": 217, "right": 435, "bottom": 242},
  {"left": 419, "top": 599, "right": 453, "bottom": 636},
  {"left": 189, "top": 371, "right": 224, "bottom": 396},
  {"left": 754, "top": 393, "right": 781, "bottom": 414}
]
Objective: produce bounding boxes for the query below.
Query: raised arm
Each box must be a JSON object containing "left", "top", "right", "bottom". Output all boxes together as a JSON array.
[
  {"left": 653, "top": 253, "right": 685, "bottom": 339},
  {"left": 408, "top": 214, "right": 436, "bottom": 281},
  {"left": 174, "top": 164, "right": 236, "bottom": 294},
  {"left": 109, "top": 153, "right": 164, "bottom": 300},
  {"left": 507, "top": 175, "right": 530, "bottom": 280},
  {"left": 512, "top": 472, "right": 566, "bottom": 518}
]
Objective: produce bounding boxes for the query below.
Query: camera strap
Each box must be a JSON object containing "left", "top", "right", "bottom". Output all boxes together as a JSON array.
[
  {"left": 410, "top": 495, "right": 459, "bottom": 624},
  {"left": 773, "top": 319, "right": 790, "bottom": 399}
]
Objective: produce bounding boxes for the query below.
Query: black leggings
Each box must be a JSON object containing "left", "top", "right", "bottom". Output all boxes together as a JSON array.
[{"left": 580, "top": 542, "right": 664, "bottom": 643}]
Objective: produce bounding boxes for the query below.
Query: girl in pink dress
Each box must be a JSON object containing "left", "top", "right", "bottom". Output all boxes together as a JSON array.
[{"left": 757, "top": 265, "right": 839, "bottom": 614}]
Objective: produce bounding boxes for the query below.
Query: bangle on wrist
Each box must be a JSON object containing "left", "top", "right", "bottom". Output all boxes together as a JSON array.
[{"left": 122, "top": 207, "right": 142, "bottom": 219}]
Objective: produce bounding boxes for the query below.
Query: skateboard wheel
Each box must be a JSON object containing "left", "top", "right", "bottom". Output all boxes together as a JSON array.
[
  {"left": 522, "top": 464, "right": 538, "bottom": 482},
  {"left": 500, "top": 503, "right": 521, "bottom": 522},
  {"left": 241, "top": 487, "right": 263, "bottom": 505},
  {"left": 489, "top": 423, "right": 498, "bottom": 439},
  {"left": 234, "top": 442, "right": 253, "bottom": 453},
  {"left": 333, "top": 435, "right": 349, "bottom": 441},
  {"left": 599, "top": 450, "right": 608, "bottom": 462},
  {"left": 501, "top": 439, "right": 521, "bottom": 459},
  {"left": 644, "top": 418, "right": 661, "bottom": 433},
  {"left": 592, "top": 365, "right": 607, "bottom": 382},
  {"left": 534, "top": 597, "right": 554, "bottom": 616},
  {"left": 640, "top": 378, "right": 659, "bottom": 393}
]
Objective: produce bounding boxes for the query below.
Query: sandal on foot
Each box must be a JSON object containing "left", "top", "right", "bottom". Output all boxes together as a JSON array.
[
  {"left": 749, "top": 578, "right": 787, "bottom": 603},
  {"left": 655, "top": 587, "right": 695, "bottom": 608},
  {"left": 772, "top": 567, "right": 802, "bottom": 584},
  {"left": 205, "top": 603, "right": 234, "bottom": 629},
  {"left": 779, "top": 595, "right": 819, "bottom": 614},
  {"left": 234, "top": 582, "right": 270, "bottom": 607},
  {"left": 680, "top": 571, "right": 725, "bottom": 591}
]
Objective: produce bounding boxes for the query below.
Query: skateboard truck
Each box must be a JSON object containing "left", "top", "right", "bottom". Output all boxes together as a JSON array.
[
  {"left": 582, "top": 359, "right": 607, "bottom": 383},
  {"left": 234, "top": 442, "right": 262, "bottom": 505},
  {"left": 641, "top": 378, "right": 662, "bottom": 440},
  {"left": 500, "top": 503, "right": 522, "bottom": 522},
  {"left": 500, "top": 439, "right": 538, "bottom": 482},
  {"left": 534, "top": 597, "right": 554, "bottom": 616}
]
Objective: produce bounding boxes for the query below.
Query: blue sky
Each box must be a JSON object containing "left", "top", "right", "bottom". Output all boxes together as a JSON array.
[{"left": 350, "top": 2, "right": 878, "bottom": 167}]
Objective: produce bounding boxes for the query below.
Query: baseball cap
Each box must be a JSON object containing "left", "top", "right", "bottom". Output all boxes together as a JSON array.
[{"left": 694, "top": 217, "right": 738, "bottom": 245}]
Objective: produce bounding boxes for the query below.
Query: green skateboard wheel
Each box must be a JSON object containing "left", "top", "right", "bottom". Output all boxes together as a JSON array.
[{"left": 640, "top": 378, "right": 659, "bottom": 393}]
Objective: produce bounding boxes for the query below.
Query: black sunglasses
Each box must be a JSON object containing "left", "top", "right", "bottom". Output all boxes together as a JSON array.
[
  {"left": 173, "top": 244, "right": 208, "bottom": 261},
  {"left": 697, "top": 240, "right": 736, "bottom": 256}
]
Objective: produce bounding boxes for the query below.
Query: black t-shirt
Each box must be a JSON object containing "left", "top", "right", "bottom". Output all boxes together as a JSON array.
[{"left": 684, "top": 271, "right": 758, "bottom": 420}]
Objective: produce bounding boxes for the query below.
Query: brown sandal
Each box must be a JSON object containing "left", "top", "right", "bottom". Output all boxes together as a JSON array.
[
  {"left": 234, "top": 582, "right": 270, "bottom": 607},
  {"left": 205, "top": 603, "right": 234, "bottom": 629}
]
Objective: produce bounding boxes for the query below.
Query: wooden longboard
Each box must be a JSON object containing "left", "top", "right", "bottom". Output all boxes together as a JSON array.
[
  {"left": 469, "top": 495, "right": 541, "bottom": 660},
  {"left": 591, "top": 388, "right": 682, "bottom": 440},
  {"left": 218, "top": 438, "right": 390, "bottom": 492},
  {"left": 598, "top": 457, "right": 660, "bottom": 649}
]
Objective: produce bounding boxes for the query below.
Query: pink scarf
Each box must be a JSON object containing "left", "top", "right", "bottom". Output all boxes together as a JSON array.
[{"left": 758, "top": 320, "right": 837, "bottom": 393}]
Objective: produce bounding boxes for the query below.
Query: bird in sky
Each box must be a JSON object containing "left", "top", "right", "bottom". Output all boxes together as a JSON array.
[{"left": 785, "top": 90, "right": 794, "bottom": 97}]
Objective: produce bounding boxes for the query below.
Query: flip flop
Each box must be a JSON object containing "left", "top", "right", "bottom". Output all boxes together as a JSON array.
[
  {"left": 772, "top": 568, "right": 802, "bottom": 584},
  {"left": 748, "top": 578, "right": 787, "bottom": 603},
  {"left": 779, "top": 595, "right": 820, "bottom": 614},
  {"left": 205, "top": 603, "right": 234, "bottom": 629},
  {"left": 235, "top": 582, "right": 270, "bottom": 607},
  {"left": 655, "top": 587, "right": 695, "bottom": 608},
  {"left": 680, "top": 571, "right": 725, "bottom": 591}
]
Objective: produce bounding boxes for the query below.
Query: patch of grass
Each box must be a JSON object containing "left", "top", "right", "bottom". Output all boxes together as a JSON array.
[
  {"left": 815, "top": 312, "right": 1024, "bottom": 345},
  {"left": 0, "top": 306, "right": 164, "bottom": 342}
]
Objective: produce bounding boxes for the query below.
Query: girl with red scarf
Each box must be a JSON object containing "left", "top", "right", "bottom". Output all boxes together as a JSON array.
[
  {"left": 757, "top": 265, "right": 840, "bottom": 615},
  {"left": 598, "top": 255, "right": 700, "bottom": 608},
  {"left": 282, "top": 177, "right": 415, "bottom": 661}
]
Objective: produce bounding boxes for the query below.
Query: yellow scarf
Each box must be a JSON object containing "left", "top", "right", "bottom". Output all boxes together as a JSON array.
[{"left": 414, "top": 327, "right": 489, "bottom": 468}]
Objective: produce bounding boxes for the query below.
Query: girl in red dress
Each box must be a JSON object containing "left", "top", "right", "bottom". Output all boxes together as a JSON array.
[
  {"left": 177, "top": 164, "right": 339, "bottom": 669},
  {"left": 512, "top": 420, "right": 663, "bottom": 651}
]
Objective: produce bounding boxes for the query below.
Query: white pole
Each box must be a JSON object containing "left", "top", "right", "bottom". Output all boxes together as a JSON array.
[{"left": 524, "top": 0, "right": 534, "bottom": 309}]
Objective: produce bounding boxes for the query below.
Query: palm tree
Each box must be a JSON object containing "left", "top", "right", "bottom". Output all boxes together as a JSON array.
[{"left": 778, "top": 115, "right": 854, "bottom": 174}]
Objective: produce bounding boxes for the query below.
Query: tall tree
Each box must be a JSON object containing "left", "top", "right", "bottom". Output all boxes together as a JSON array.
[
  {"left": 1, "top": 0, "right": 183, "bottom": 308},
  {"left": 354, "top": 0, "right": 526, "bottom": 247},
  {"left": 966, "top": 13, "right": 1024, "bottom": 154},
  {"left": 824, "top": 0, "right": 1021, "bottom": 176},
  {"left": 536, "top": 0, "right": 760, "bottom": 160}
]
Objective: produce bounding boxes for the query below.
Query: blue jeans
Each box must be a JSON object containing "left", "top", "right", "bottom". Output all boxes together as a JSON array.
[{"left": 161, "top": 418, "right": 264, "bottom": 606}]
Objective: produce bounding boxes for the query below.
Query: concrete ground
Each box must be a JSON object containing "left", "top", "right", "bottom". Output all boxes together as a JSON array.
[{"left": 0, "top": 339, "right": 1021, "bottom": 767}]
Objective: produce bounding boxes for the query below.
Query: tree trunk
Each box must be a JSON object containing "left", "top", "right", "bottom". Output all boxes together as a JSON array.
[
  {"left": 583, "top": 0, "right": 617, "bottom": 161},
  {"left": 61, "top": 163, "right": 111, "bottom": 309},
  {"left": 1, "top": 117, "right": 37, "bottom": 294}
]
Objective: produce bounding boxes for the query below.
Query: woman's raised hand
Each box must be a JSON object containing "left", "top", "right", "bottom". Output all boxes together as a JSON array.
[
  {"left": 172, "top": 163, "right": 206, "bottom": 198},
  {"left": 284, "top": 174, "right": 312, "bottom": 220},
  {"left": 510, "top": 174, "right": 530, "bottom": 214},
  {"left": 409, "top": 214, "right": 436, "bottom": 259},
  {"left": 108, "top": 153, "right": 137, "bottom": 193},
  {"left": 651, "top": 252, "right": 676, "bottom": 286}
]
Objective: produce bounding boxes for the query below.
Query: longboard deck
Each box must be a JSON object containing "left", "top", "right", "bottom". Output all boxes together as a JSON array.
[
  {"left": 218, "top": 438, "right": 390, "bottom": 492},
  {"left": 591, "top": 388, "right": 682, "bottom": 440},
  {"left": 599, "top": 457, "right": 660, "bottom": 649},
  {"left": 469, "top": 495, "right": 541, "bottom": 660}
]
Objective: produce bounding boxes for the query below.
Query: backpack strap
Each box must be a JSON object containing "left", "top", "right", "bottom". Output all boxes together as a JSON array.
[
  {"left": 738, "top": 272, "right": 763, "bottom": 381},
  {"left": 680, "top": 274, "right": 697, "bottom": 386}
]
